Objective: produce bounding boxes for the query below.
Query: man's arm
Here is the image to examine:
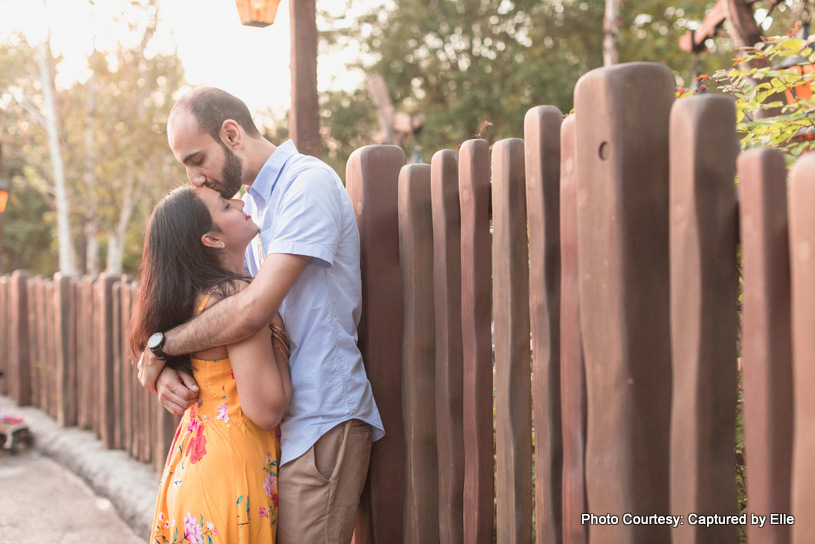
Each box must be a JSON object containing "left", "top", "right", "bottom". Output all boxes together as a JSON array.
[{"left": 137, "top": 253, "right": 309, "bottom": 391}]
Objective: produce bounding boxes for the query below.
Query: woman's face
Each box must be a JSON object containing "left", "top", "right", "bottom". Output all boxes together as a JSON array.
[{"left": 195, "top": 186, "right": 259, "bottom": 253}]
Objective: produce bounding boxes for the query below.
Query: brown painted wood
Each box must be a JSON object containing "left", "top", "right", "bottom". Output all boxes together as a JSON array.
[
  {"left": 140, "top": 389, "right": 153, "bottom": 463},
  {"left": 155, "top": 401, "right": 176, "bottom": 472},
  {"left": 346, "top": 144, "right": 407, "bottom": 544},
  {"left": 787, "top": 152, "right": 815, "bottom": 544},
  {"left": 559, "top": 115, "right": 588, "bottom": 544},
  {"left": 574, "top": 62, "right": 674, "bottom": 543},
  {"left": 131, "top": 281, "right": 143, "bottom": 460},
  {"left": 121, "top": 277, "right": 134, "bottom": 455},
  {"left": 669, "top": 95, "right": 739, "bottom": 544},
  {"left": 431, "top": 149, "right": 465, "bottom": 544},
  {"left": 524, "top": 105, "right": 563, "bottom": 544},
  {"left": 9, "top": 270, "right": 31, "bottom": 406},
  {"left": 55, "top": 274, "right": 77, "bottom": 427},
  {"left": 398, "top": 163, "right": 440, "bottom": 544},
  {"left": 459, "top": 138, "right": 494, "bottom": 544},
  {"left": 0, "top": 277, "right": 8, "bottom": 396},
  {"left": 31, "top": 277, "right": 44, "bottom": 410},
  {"left": 92, "top": 277, "right": 101, "bottom": 437},
  {"left": 87, "top": 276, "right": 99, "bottom": 434},
  {"left": 492, "top": 138, "right": 532, "bottom": 544},
  {"left": 98, "top": 274, "right": 116, "bottom": 449},
  {"left": 77, "top": 277, "right": 93, "bottom": 429},
  {"left": 738, "top": 147, "right": 792, "bottom": 544},
  {"left": 45, "top": 279, "right": 57, "bottom": 418},
  {"left": 112, "top": 280, "right": 123, "bottom": 448}
]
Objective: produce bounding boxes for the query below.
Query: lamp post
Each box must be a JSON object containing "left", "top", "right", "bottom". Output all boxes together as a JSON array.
[
  {"left": 0, "top": 144, "right": 9, "bottom": 274},
  {"left": 234, "top": 0, "right": 321, "bottom": 158}
]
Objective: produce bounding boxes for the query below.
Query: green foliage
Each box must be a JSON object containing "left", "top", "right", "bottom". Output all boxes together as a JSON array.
[
  {"left": 0, "top": 0, "right": 186, "bottom": 276},
  {"left": 708, "top": 28, "right": 815, "bottom": 165},
  {"left": 322, "top": 0, "right": 727, "bottom": 161},
  {"left": 319, "top": 87, "right": 379, "bottom": 183}
]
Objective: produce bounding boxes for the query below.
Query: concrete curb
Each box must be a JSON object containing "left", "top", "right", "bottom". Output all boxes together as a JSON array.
[{"left": 0, "top": 395, "right": 158, "bottom": 540}]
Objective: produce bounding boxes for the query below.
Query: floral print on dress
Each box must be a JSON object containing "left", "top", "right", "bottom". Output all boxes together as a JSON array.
[
  {"left": 184, "top": 419, "right": 208, "bottom": 464},
  {"left": 150, "top": 354, "right": 280, "bottom": 543},
  {"left": 216, "top": 402, "right": 229, "bottom": 424},
  {"left": 263, "top": 448, "right": 280, "bottom": 511}
]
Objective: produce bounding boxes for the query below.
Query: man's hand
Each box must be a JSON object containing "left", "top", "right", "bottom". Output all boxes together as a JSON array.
[
  {"left": 137, "top": 349, "right": 166, "bottom": 394},
  {"left": 156, "top": 367, "right": 199, "bottom": 415}
]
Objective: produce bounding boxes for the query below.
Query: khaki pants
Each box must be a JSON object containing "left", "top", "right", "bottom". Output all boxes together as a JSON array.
[{"left": 277, "top": 419, "right": 373, "bottom": 544}]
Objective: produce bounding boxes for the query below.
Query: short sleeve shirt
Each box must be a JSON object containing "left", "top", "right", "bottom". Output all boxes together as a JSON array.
[{"left": 243, "top": 140, "right": 384, "bottom": 465}]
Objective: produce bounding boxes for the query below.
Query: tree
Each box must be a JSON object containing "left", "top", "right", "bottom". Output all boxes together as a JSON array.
[
  {"left": 0, "top": 0, "right": 186, "bottom": 276},
  {"left": 322, "top": 0, "right": 731, "bottom": 161},
  {"left": 605, "top": 0, "right": 620, "bottom": 65},
  {"left": 1, "top": 24, "right": 77, "bottom": 276}
]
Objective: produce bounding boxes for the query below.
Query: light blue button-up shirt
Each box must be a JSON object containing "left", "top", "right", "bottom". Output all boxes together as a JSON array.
[{"left": 243, "top": 140, "right": 384, "bottom": 465}]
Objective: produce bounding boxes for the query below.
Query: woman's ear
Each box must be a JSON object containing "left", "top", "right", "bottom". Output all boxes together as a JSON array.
[{"left": 201, "top": 232, "right": 225, "bottom": 249}]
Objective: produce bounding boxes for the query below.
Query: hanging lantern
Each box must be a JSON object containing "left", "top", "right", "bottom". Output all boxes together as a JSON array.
[
  {"left": 235, "top": 0, "right": 281, "bottom": 27},
  {"left": 0, "top": 179, "right": 8, "bottom": 215},
  {"left": 0, "top": 144, "right": 8, "bottom": 214},
  {"left": 782, "top": 62, "right": 815, "bottom": 104},
  {"left": 776, "top": 19, "right": 814, "bottom": 105}
]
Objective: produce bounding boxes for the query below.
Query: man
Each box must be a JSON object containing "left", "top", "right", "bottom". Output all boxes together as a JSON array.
[{"left": 137, "top": 86, "right": 384, "bottom": 544}]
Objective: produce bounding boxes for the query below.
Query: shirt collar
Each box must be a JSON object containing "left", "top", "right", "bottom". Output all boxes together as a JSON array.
[{"left": 249, "top": 140, "right": 299, "bottom": 201}]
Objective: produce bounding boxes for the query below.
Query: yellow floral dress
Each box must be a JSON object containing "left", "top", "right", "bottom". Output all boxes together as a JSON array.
[{"left": 150, "top": 299, "right": 281, "bottom": 544}]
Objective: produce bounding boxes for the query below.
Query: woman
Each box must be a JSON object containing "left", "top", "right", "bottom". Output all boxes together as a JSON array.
[{"left": 130, "top": 185, "right": 291, "bottom": 544}]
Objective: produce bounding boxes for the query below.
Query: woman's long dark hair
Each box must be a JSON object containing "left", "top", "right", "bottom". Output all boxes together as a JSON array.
[{"left": 130, "top": 186, "right": 244, "bottom": 371}]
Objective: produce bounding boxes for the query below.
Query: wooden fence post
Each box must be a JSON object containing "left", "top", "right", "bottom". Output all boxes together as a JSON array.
[
  {"left": 492, "top": 137, "right": 533, "bottom": 544},
  {"left": 346, "top": 144, "right": 407, "bottom": 544},
  {"left": 787, "top": 152, "right": 815, "bottom": 544},
  {"left": 574, "top": 62, "right": 674, "bottom": 543},
  {"left": 55, "top": 273, "right": 77, "bottom": 427},
  {"left": 669, "top": 95, "right": 740, "bottom": 544},
  {"left": 524, "top": 105, "right": 563, "bottom": 544},
  {"left": 431, "top": 149, "right": 465, "bottom": 544},
  {"left": 399, "top": 162, "right": 440, "bottom": 544},
  {"left": 77, "top": 276, "right": 94, "bottom": 430},
  {"left": 141, "top": 389, "right": 154, "bottom": 463},
  {"left": 121, "top": 277, "right": 135, "bottom": 456},
  {"left": 97, "top": 274, "right": 116, "bottom": 449},
  {"left": 9, "top": 270, "right": 31, "bottom": 406},
  {"left": 738, "top": 147, "right": 793, "bottom": 544},
  {"left": 0, "top": 276, "right": 8, "bottom": 396},
  {"left": 45, "top": 279, "right": 57, "bottom": 418},
  {"left": 459, "top": 138, "right": 494, "bottom": 544},
  {"left": 113, "top": 280, "right": 123, "bottom": 448},
  {"left": 30, "top": 277, "right": 44, "bottom": 410},
  {"left": 559, "top": 115, "right": 588, "bottom": 544},
  {"left": 155, "top": 395, "right": 177, "bottom": 472}
]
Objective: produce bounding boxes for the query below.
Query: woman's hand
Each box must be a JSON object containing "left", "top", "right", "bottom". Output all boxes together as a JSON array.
[{"left": 156, "top": 367, "right": 200, "bottom": 415}]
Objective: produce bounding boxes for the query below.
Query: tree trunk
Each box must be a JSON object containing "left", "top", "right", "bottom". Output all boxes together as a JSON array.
[
  {"left": 604, "top": 0, "right": 620, "bottom": 66},
  {"left": 726, "top": 0, "right": 763, "bottom": 52},
  {"left": 289, "top": 0, "right": 321, "bottom": 158},
  {"left": 37, "top": 39, "right": 76, "bottom": 276}
]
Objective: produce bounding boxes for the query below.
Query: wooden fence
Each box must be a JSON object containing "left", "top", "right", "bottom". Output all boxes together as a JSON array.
[{"left": 1, "top": 62, "right": 813, "bottom": 543}]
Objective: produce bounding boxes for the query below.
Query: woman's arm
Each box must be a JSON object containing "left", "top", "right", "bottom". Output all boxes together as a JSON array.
[
  {"left": 227, "top": 311, "right": 292, "bottom": 431},
  {"left": 138, "top": 253, "right": 308, "bottom": 393}
]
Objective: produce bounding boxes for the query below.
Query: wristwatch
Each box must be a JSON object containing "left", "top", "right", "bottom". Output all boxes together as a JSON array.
[{"left": 147, "top": 332, "right": 169, "bottom": 360}]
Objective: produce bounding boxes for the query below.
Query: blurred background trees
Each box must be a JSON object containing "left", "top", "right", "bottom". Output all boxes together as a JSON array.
[{"left": 0, "top": 0, "right": 805, "bottom": 276}]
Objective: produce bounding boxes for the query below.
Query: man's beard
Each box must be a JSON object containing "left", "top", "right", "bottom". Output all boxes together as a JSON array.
[{"left": 213, "top": 143, "right": 243, "bottom": 198}]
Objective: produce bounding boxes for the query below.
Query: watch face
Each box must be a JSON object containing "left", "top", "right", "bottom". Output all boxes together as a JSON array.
[{"left": 148, "top": 332, "right": 163, "bottom": 349}]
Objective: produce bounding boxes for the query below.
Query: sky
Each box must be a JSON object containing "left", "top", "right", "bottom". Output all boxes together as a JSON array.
[{"left": 0, "top": 0, "right": 379, "bottom": 118}]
